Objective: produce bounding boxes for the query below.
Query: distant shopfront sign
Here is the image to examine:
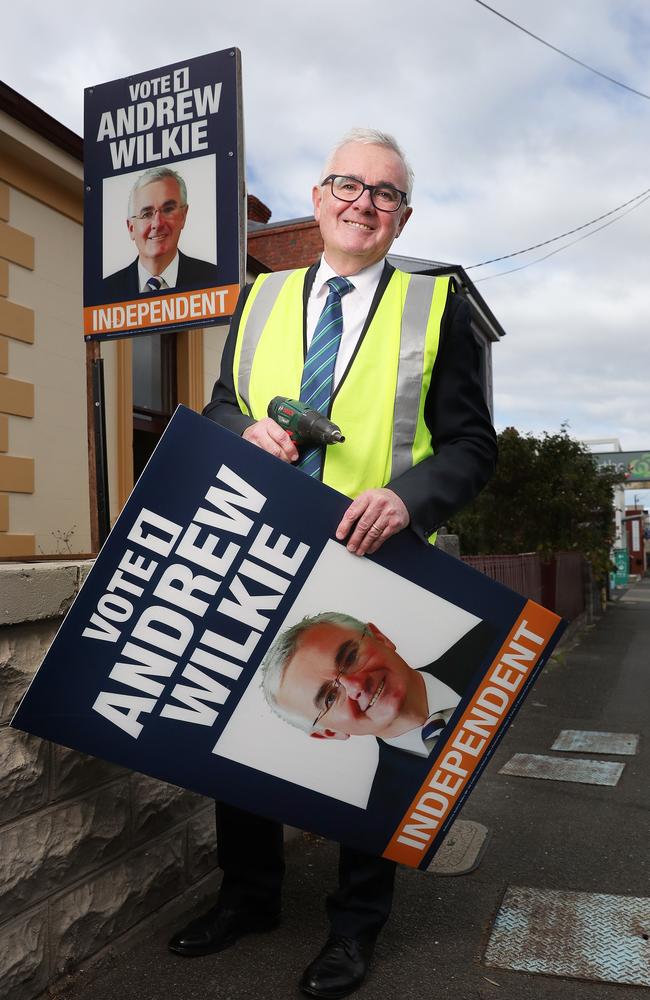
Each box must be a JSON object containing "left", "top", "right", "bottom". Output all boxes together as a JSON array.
[{"left": 593, "top": 451, "right": 650, "bottom": 486}]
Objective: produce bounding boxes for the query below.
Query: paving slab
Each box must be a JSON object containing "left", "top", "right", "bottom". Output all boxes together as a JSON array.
[
  {"left": 551, "top": 730, "right": 639, "bottom": 755},
  {"left": 499, "top": 753, "right": 625, "bottom": 786}
]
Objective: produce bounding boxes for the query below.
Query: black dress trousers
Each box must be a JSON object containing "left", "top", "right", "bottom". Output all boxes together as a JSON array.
[{"left": 215, "top": 803, "right": 396, "bottom": 937}]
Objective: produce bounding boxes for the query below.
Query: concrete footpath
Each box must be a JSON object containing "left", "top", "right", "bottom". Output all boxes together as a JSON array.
[{"left": 51, "top": 579, "right": 650, "bottom": 1000}]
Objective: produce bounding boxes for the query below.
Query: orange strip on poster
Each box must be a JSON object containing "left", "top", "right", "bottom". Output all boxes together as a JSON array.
[
  {"left": 83, "top": 284, "right": 240, "bottom": 336},
  {"left": 382, "top": 600, "right": 562, "bottom": 867}
]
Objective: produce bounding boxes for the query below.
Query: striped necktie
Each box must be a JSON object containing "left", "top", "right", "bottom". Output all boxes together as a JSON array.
[
  {"left": 145, "top": 275, "right": 163, "bottom": 293},
  {"left": 297, "top": 275, "right": 354, "bottom": 478},
  {"left": 421, "top": 716, "right": 447, "bottom": 743}
]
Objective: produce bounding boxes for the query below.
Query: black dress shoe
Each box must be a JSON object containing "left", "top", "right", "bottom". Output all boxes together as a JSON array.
[
  {"left": 300, "top": 935, "right": 374, "bottom": 999},
  {"left": 168, "top": 905, "right": 280, "bottom": 957}
]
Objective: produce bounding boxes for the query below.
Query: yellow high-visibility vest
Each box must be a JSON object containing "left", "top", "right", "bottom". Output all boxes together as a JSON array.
[{"left": 233, "top": 266, "right": 450, "bottom": 504}]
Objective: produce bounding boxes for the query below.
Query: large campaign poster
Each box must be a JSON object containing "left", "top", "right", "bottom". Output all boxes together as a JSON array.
[
  {"left": 12, "top": 408, "right": 564, "bottom": 870},
  {"left": 83, "top": 50, "right": 243, "bottom": 340}
]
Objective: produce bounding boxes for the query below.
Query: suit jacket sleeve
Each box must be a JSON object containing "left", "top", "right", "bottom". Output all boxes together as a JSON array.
[
  {"left": 202, "top": 284, "right": 255, "bottom": 436},
  {"left": 387, "top": 293, "right": 498, "bottom": 542}
]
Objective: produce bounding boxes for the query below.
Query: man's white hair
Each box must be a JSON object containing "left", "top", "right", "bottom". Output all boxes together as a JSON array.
[
  {"left": 261, "top": 611, "right": 366, "bottom": 733},
  {"left": 320, "top": 127, "right": 414, "bottom": 201},
  {"left": 128, "top": 166, "right": 187, "bottom": 217}
]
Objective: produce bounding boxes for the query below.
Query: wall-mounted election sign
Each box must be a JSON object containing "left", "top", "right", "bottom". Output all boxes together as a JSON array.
[
  {"left": 12, "top": 408, "right": 565, "bottom": 870},
  {"left": 83, "top": 49, "right": 244, "bottom": 341}
]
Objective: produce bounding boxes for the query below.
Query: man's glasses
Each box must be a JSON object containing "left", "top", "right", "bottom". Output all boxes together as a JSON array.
[
  {"left": 130, "top": 203, "right": 184, "bottom": 222},
  {"left": 321, "top": 174, "right": 407, "bottom": 213},
  {"left": 312, "top": 625, "right": 370, "bottom": 729}
]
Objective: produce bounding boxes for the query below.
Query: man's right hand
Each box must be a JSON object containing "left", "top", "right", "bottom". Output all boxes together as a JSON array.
[{"left": 242, "top": 418, "right": 299, "bottom": 463}]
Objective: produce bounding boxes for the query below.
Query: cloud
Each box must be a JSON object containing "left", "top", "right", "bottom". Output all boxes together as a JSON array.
[{"left": 3, "top": 0, "right": 649, "bottom": 450}]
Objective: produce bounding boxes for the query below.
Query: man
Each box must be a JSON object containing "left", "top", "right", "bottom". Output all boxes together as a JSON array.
[
  {"left": 262, "top": 611, "right": 496, "bottom": 757},
  {"left": 103, "top": 166, "right": 215, "bottom": 299},
  {"left": 169, "top": 128, "right": 498, "bottom": 998}
]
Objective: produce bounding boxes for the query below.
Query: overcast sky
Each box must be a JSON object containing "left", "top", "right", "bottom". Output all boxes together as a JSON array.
[{"left": 3, "top": 0, "right": 650, "bottom": 496}]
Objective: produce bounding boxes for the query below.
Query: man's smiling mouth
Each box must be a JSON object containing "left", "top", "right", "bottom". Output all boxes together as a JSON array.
[
  {"left": 344, "top": 220, "right": 373, "bottom": 231},
  {"left": 366, "top": 677, "right": 385, "bottom": 711}
]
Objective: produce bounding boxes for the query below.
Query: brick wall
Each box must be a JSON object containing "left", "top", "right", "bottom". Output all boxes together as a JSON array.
[
  {"left": 0, "top": 562, "right": 217, "bottom": 1000},
  {"left": 248, "top": 219, "right": 324, "bottom": 271}
]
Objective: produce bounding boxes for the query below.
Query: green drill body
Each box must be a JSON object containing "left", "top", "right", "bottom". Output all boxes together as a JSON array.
[{"left": 267, "top": 397, "right": 345, "bottom": 447}]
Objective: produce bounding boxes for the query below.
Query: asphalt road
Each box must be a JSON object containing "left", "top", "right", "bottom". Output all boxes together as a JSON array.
[{"left": 55, "top": 578, "right": 650, "bottom": 1000}]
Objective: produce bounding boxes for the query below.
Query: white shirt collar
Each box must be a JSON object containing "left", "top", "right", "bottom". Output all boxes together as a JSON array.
[
  {"left": 382, "top": 671, "right": 461, "bottom": 758},
  {"left": 137, "top": 253, "right": 180, "bottom": 293},
  {"left": 314, "top": 256, "right": 385, "bottom": 300}
]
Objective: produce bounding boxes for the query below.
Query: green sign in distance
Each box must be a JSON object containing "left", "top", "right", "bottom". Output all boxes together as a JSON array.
[{"left": 611, "top": 547, "right": 629, "bottom": 588}]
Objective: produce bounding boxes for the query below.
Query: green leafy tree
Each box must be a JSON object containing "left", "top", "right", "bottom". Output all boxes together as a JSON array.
[{"left": 448, "top": 427, "right": 618, "bottom": 575}]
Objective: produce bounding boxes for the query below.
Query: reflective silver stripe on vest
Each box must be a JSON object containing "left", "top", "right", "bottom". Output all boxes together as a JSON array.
[
  {"left": 390, "top": 274, "right": 438, "bottom": 480},
  {"left": 238, "top": 270, "right": 294, "bottom": 413}
]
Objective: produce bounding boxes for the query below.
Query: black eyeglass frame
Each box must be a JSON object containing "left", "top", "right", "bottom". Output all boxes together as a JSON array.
[
  {"left": 311, "top": 624, "right": 371, "bottom": 730},
  {"left": 129, "top": 202, "right": 186, "bottom": 223},
  {"left": 321, "top": 174, "right": 408, "bottom": 213}
]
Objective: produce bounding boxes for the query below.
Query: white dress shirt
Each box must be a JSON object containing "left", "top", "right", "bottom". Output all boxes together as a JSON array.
[
  {"left": 382, "top": 671, "right": 460, "bottom": 758},
  {"left": 137, "top": 253, "right": 180, "bottom": 292}
]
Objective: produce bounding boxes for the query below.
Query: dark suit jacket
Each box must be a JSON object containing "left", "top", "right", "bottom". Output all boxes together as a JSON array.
[
  {"left": 364, "top": 618, "right": 498, "bottom": 833},
  {"left": 102, "top": 250, "right": 216, "bottom": 301},
  {"left": 203, "top": 260, "right": 498, "bottom": 540}
]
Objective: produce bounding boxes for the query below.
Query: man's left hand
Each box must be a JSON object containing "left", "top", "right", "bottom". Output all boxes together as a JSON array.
[{"left": 335, "top": 488, "right": 410, "bottom": 556}]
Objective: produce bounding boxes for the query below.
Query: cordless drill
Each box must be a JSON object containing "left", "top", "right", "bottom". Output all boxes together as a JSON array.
[{"left": 267, "top": 396, "right": 345, "bottom": 446}]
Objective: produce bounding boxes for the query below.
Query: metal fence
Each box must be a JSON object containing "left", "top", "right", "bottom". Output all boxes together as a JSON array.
[
  {"left": 461, "top": 551, "right": 586, "bottom": 620},
  {"left": 461, "top": 553, "right": 543, "bottom": 604},
  {"left": 548, "top": 551, "right": 586, "bottom": 621}
]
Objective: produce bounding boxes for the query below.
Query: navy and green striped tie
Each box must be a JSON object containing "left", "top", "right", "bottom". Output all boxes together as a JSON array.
[{"left": 297, "top": 275, "right": 354, "bottom": 477}]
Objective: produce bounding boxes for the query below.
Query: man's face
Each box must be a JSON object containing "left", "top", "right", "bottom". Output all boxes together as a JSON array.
[
  {"left": 127, "top": 177, "right": 188, "bottom": 273},
  {"left": 312, "top": 142, "right": 412, "bottom": 276},
  {"left": 276, "top": 621, "right": 417, "bottom": 740}
]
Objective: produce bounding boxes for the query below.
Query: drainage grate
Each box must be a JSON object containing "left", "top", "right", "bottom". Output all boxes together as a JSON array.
[
  {"left": 551, "top": 730, "right": 639, "bottom": 755},
  {"left": 485, "top": 886, "right": 650, "bottom": 987},
  {"left": 499, "top": 753, "right": 625, "bottom": 786},
  {"left": 426, "top": 819, "right": 489, "bottom": 876}
]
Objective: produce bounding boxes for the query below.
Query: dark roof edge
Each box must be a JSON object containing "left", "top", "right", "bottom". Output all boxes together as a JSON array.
[
  {"left": 0, "top": 80, "right": 83, "bottom": 161},
  {"left": 426, "top": 263, "right": 506, "bottom": 339},
  {"left": 388, "top": 253, "right": 506, "bottom": 341},
  {"left": 248, "top": 215, "right": 316, "bottom": 234}
]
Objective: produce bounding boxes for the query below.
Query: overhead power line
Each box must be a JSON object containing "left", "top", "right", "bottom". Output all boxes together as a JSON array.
[
  {"left": 466, "top": 185, "right": 650, "bottom": 269},
  {"left": 473, "top": 0, "right": 650, "bottom": 100},
  {"left": 473, "top": 191, "right": 650, "bottom": 282}
]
